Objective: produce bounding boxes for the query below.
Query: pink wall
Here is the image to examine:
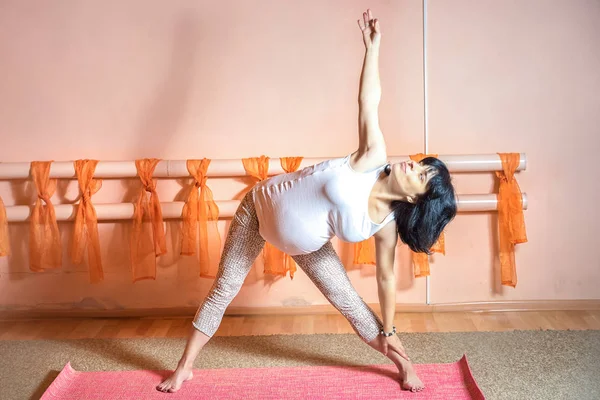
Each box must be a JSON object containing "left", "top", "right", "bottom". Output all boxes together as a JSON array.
[
  {"left": 426, "top": 0, "right": 600, "bottom": 301},
  {"left": 0, "top": 0, "right": 598, "bottom": 313}
]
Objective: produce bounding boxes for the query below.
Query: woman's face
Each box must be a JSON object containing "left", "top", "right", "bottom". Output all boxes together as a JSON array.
[{"left": 389, "top": 161, "right": 434, "bottom": 202}]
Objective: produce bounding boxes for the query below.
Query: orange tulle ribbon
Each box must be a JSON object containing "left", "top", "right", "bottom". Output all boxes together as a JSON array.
[
  {"left": 409, "top": 153, "right": 445, "bottom": 278},
  {"left": 131, "top": 158, "right": 167, "bottom": 282},
  {"left": 71, "top": 160, "right": 104, "bottom": 283},
  {"left": 496, "top": 153, "right": 527, "bottom": 287},
  {"left": 242, "top": 156, "right": 270, "bottom": 181},
  {"left": 0, "top": 197, "right": 10, "bottom": 257},
  {"left": 181, "top": 159, "right": 221, "bottom": 278},
  {"left": 29, "top": 161, "right": 62, "bottom": 271},
  {"left": 354, "top": 237, "right": 376, "bottom": 265}
]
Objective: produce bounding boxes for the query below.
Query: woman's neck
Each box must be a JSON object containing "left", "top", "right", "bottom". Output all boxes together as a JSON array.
[{"left": 370, "top": 171, "right": 403, "bottom": 211}]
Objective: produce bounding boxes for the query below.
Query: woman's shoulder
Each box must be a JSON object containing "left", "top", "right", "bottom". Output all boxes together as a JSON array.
[{"left": 374, "top": 220, "right": 397, "bottom": 247}]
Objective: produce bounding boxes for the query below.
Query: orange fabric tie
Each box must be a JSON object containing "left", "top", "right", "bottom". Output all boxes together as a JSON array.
[
  {"left": 354, "top": 237, "right": 376, "bottom": 265},
  {"left": 242, "top": 156, "right": 270, "bottom": 181},
  {"left": 131, "top": 158, "right": 167, "bottom": 282},
  {"left": 242, "top": 156, "right": 294, "bottom": 278},
  {"left": 278, "top": 157, "right": 303, "bottom": 278},
  {"left": 71, "top": 160, "right": 104, "bottom": 283},
  {"left": 29, "top": 161, "right": 62, "bottom": 271},
  {"left": 496, "top": 153, "right": 527, "bottom": 287},
  {"left": 181, "top": 159, "right": 221, "bottom": 278},
  {"left": 0, "top": 197, "right": 10, "bottom": 257},
  {"left": 280, "top": 157, "right": 303, "bottom": 174},
  {"left": 409, "top": 153, "right": 445, "bottom": 278},
  {"left": 412, "top": 252, "right": 430, "bottom": 277}
]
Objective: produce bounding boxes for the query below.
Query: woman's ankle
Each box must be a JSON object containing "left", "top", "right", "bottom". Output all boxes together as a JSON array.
[{"left": 177, "top": 357, "right": 195, "bottom": 370}]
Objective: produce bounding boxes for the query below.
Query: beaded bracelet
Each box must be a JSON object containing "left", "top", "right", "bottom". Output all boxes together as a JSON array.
[{"left": 380, "top": 325, "right": 397, "bottom": 337}]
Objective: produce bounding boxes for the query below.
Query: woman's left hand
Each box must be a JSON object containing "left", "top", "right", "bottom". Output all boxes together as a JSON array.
[{"left": 376, "top": 333, "right": 410, "bottom": 361}]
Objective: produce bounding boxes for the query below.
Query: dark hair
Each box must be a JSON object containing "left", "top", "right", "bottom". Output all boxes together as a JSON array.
[{"left": 390, "top": 157, "right": 457, "bottom": 254}]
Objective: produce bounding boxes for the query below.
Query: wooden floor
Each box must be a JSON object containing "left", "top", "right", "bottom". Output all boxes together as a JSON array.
[{"left": 1, "top": 310, "right": 599, "bottom": 340}]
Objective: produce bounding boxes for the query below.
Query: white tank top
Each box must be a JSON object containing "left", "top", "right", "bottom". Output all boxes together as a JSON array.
[{"left": 252, "top": 155, "right": 395, "bottom": 255}]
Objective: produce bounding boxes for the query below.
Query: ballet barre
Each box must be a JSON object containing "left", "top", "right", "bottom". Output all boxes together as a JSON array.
[
  {"left": 3, "top": 194, "right": 528, "bottom": 222},
  {"left": 0, "top": 153, "right": 527, "bottom": 179}
]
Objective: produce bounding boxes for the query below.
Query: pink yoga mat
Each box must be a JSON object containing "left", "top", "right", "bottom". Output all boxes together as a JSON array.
[{"left": 41, "top": 355, "right": 485, "bottom": 399}]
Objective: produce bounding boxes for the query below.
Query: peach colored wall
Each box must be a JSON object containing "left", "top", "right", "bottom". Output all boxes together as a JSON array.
[
  {"left": 0, "top": 0, "right": 426, "bottom": 312},
  {"left": 426, "top": 0, "right": 600, "bottom": 301},
  {"left": 0, "top": 0, "right": 598, "bottom": 314}
]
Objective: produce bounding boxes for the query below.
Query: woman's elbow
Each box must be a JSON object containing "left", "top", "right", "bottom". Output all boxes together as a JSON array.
[{"left": 359, "top": 95, "right": 380, "bottom": 107}]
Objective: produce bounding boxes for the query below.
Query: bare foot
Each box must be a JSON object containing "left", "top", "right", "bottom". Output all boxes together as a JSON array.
[
  {"left": 156, "top": 365, "right": 194, "bottom": 393},
  {"left": 394, "top": 353, "right": 424, "bottom": 392}
]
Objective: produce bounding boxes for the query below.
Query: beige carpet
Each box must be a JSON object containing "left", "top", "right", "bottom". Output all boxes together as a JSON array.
[{"left": 1, "top": 330, "right": 598, "bottom": 400}]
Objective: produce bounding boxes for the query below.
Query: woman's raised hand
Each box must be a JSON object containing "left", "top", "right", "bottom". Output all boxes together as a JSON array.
[{"left": 357, "top": 9, "right": 381, "bottom": 49}]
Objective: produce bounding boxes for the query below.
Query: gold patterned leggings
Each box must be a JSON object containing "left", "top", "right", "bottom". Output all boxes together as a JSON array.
[{"left": 193, "top": 192, "right": 383, "bottom": 342}]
